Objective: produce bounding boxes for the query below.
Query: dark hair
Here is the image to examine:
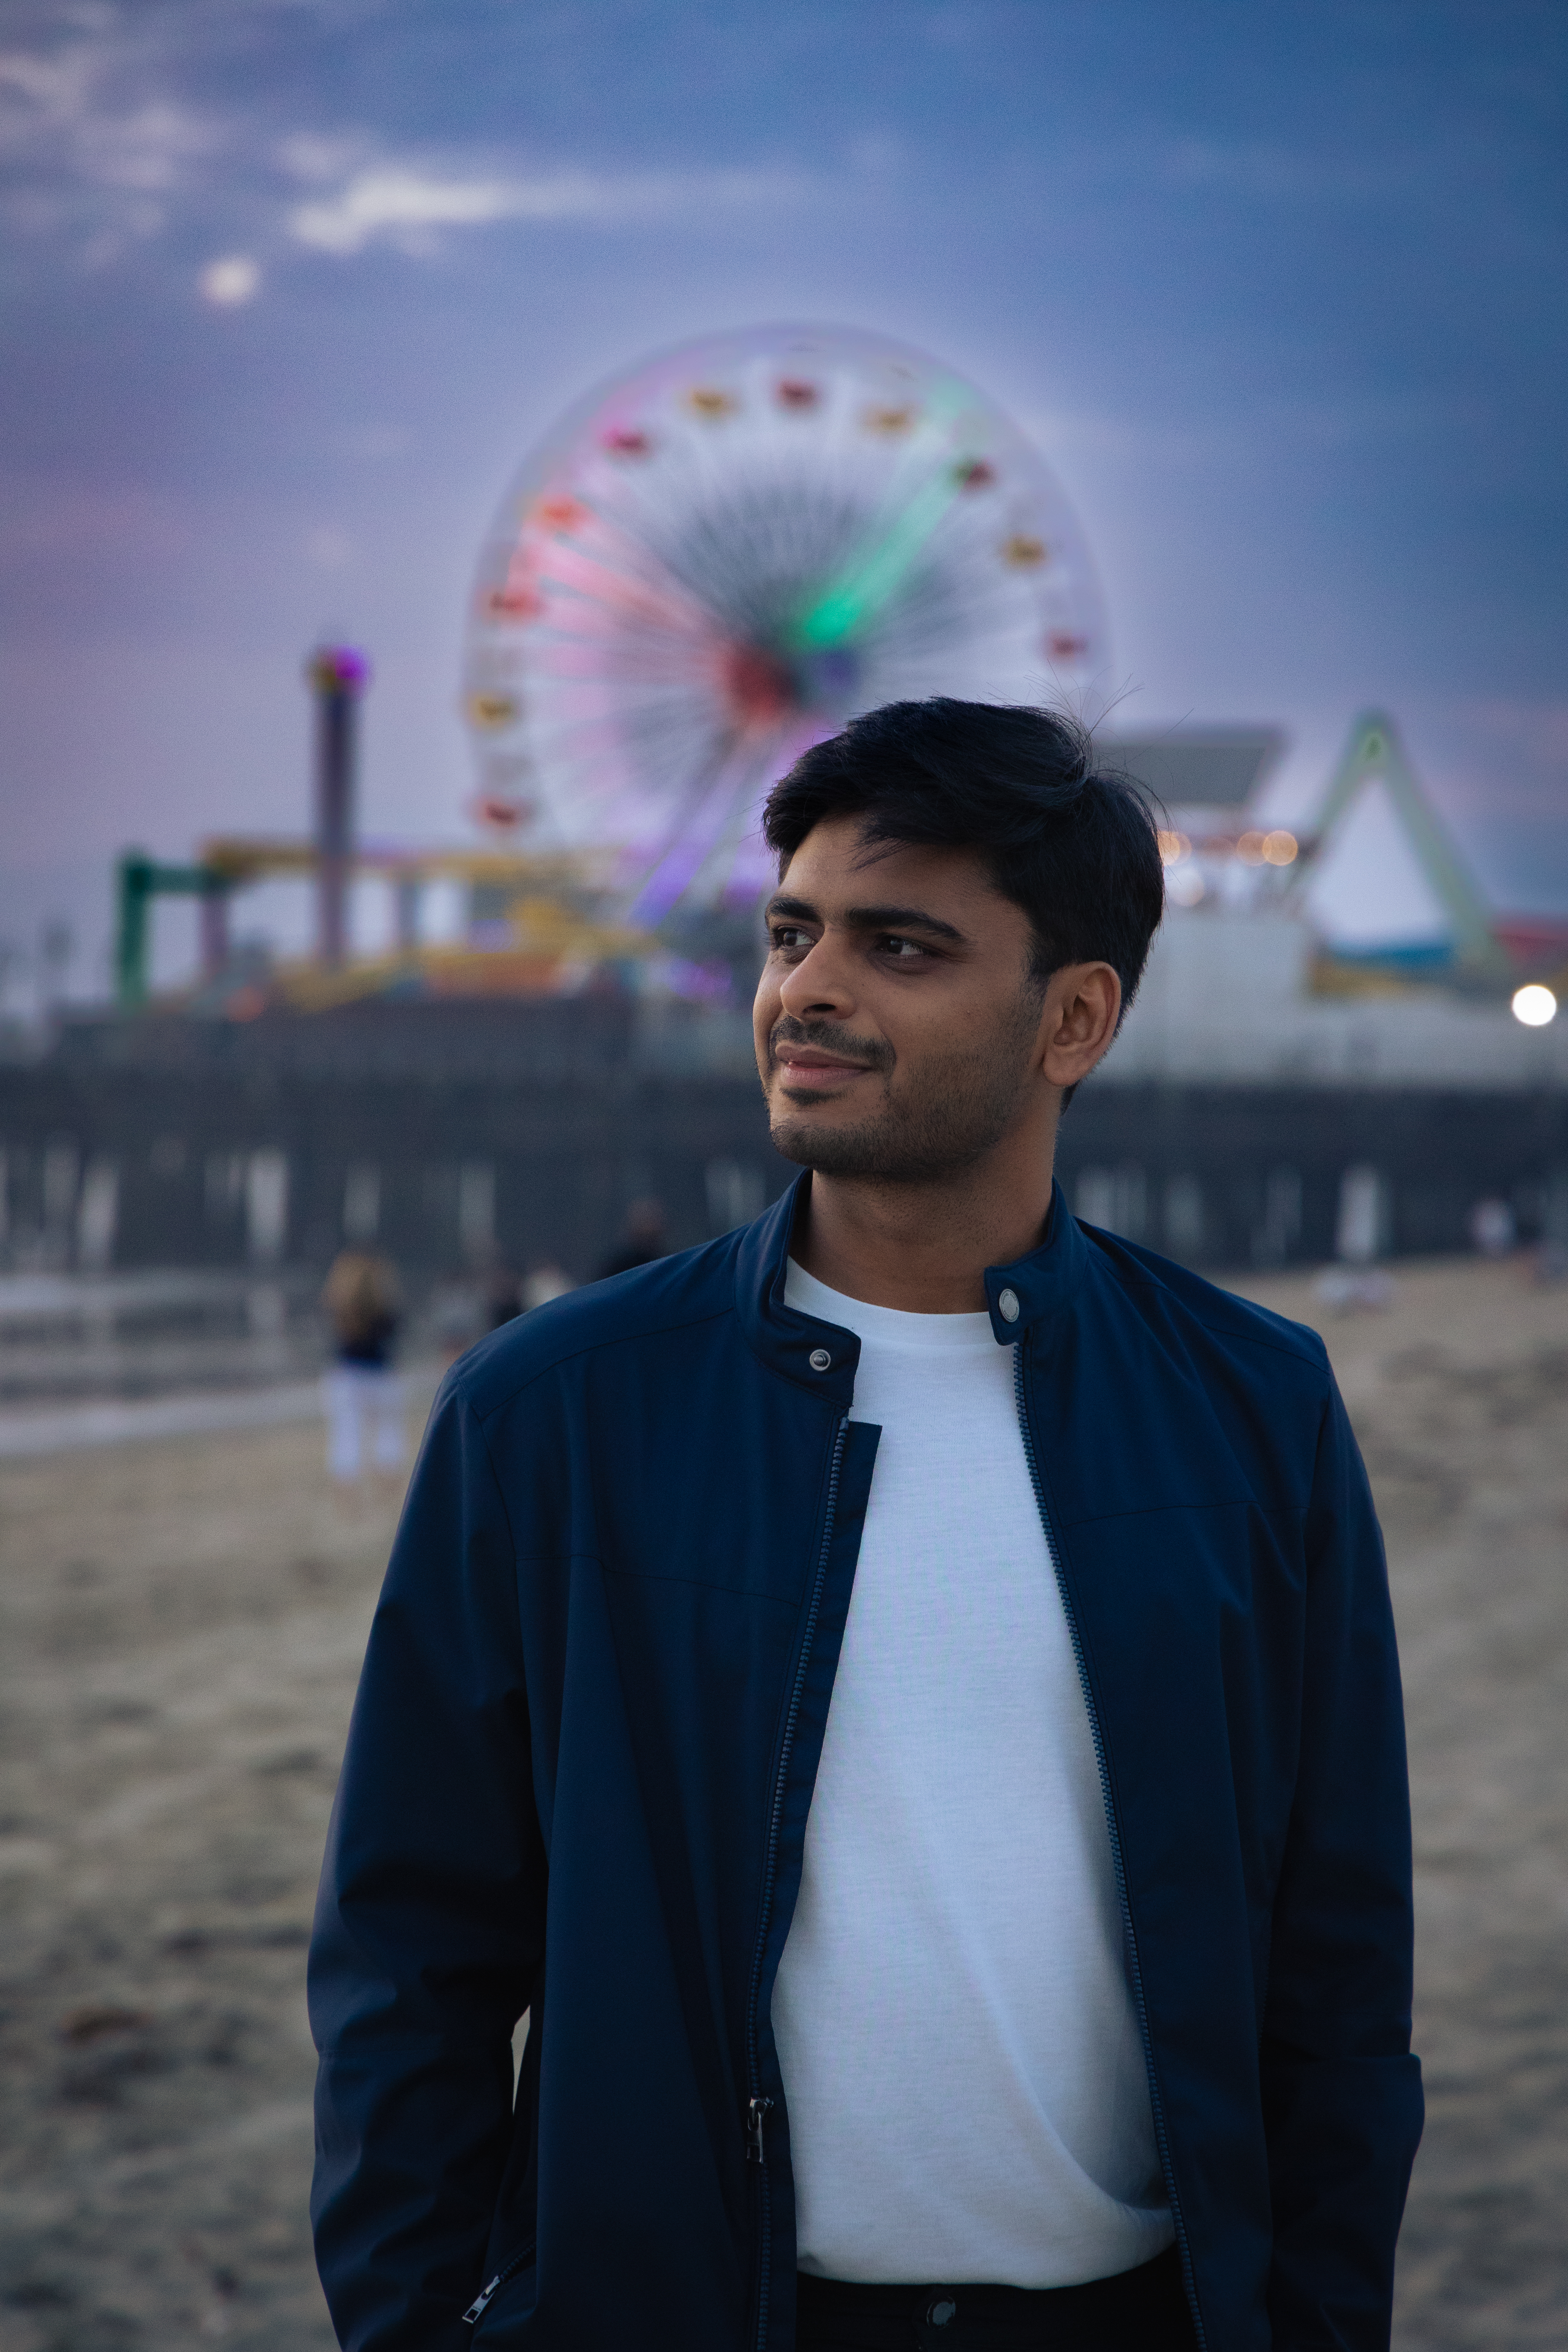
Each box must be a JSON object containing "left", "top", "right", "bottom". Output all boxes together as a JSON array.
[{"left": 761, "top": 698, "right": 1164, "bottom": 1097}]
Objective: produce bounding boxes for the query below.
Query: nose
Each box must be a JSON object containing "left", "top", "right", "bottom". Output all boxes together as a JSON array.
[{"left": 777, "top": 931, "right": 858, "bottom": 1023}]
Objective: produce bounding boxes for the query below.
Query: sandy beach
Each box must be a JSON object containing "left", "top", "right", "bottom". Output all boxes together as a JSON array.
[{"left": 0, "top": 1259, "right": 1563, "bottom": 2349}]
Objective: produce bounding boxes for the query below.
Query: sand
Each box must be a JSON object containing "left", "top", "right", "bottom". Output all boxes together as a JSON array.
[{"left": 0, "top": 1260, "right": 1563, "bottom": 2349}]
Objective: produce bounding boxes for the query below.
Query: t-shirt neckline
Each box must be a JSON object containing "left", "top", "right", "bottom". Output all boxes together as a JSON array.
[{"left": 784, "top": 1256, "right": 998, "bottom": 1350}]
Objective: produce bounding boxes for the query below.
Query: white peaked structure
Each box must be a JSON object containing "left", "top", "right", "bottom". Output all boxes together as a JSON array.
[
  {"left": 1095, "top": 726, "right": 1285, "bottom": 815},
  {"left": 1106, "top": 712, "right": 1568, "bottom": 1092},
  {"left": 1286, "top": 712, "right": 1507, "bottom": 980}
]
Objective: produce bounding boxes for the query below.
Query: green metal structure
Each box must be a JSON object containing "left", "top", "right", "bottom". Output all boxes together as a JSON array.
[
  {"left": 1294, "top": 710, "right": 1507, "bottom": 977},
  {"left": 115, "top": 851, "right": 231, "bottom": 1011}
]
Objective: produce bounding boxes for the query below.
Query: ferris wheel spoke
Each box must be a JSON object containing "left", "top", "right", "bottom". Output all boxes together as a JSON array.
[
  {"left": 791, "top": 460, "right": 994, "bottom": 652},
  {"left": 627, "top": 732, "right": 777, "bottom": 926},
  {"left": 525, "top": 617, "right": 712, "bottom": 662},
  {"left": 527, "top": 637, "right": 723, "bottom": 689},
  {"left": 524, "top": 547, "right": 726, "bottom": 645},
  {"left": 859, "top": 580, "right": 1035, "bottom": 661},
  {"left": 531, "top": 726, "right": 726, "bottom": 805},
  {"left": 683, "top": 742, "right": 786, "bottom": 905},
  {"left": 646, "top": 472, "right": 869, "bottom": 629},
  {"left": 624, "top": 735, "right": 749, "bottom": 913},
  {"left": 525, "top": 611, "right": 726, "bottom": 673},
  {"left": 526, "top": 677, "right": 711, "bottom": 715},
  {"left": 526, "top": 709, "right": 719, "bottom": 780},
  {"left": 531, "top": 543, "right": 724, "bottom": 623},
  {"left": 565, "top": 509, "right": 733, "bottom": 613}
]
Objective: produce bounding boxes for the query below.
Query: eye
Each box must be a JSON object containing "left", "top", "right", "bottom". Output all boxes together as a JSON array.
[
  {"left": 878, "top": 934, "right": 931, "bottom": 961},
  {"left": 771, "top": 924, "right": 815, "bottom": 952}
]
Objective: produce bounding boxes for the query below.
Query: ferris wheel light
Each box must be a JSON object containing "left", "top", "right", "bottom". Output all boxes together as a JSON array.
[
  {"left": 534, "top": 495, "right": 588, "bottom": 532},
  {"left": 469, "top": 691, "right": 519, "bottom": 730},
  {"left": 1511, "top": 983, "right": 1558, "bottom": 1027},
  {"left": 469, "top": 792, "right": 530, "bottom": 833},
  {"left": 486, "top": 582, "right": 543, "bottom": 621}
]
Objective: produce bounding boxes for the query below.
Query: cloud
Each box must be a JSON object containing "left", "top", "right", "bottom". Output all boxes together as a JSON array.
[
  {"left": 0, "top": 18, "right": 811, "bottom": 273},
  {"left": 288, "top": 159, "right": 805, "bottom": 256},
  {"left": 291, "top": 165, "right": 541, "bottom": 254},
  {"left": 0, "top": 25, "right": 223, "bottom": 257},
  {"left": 274, "top": 129, "right": 371, "bottom": 186},
  {"left": 199, "top": 252, "right": 260, "bottom": 305},
  {"left": 0, "top": 42, "right": 220, "bottom": 188}
]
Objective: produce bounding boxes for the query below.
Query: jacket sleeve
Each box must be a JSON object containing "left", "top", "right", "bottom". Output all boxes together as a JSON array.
[
  {"left": 309, "top": 1378, "right": 545, "bottom": 2352},
  {"left": 1260, "top": 1373, "right": 1424, "bottom": 2349}
]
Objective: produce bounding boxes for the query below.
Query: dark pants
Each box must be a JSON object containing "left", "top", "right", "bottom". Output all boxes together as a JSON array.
[{"left": 794, "top": 2245, "right": 1197, "bottom": 2351}]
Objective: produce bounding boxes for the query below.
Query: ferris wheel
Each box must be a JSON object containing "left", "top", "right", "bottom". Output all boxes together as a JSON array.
[{"left": 463, "top": 325, "right": 1107, "bottom": 925}]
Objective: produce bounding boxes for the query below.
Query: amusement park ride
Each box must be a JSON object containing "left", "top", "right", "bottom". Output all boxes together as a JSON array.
[
  {"left": 113, "top": 325, "right": 1565, "bottom": 1017},
  {"left": 116, "top": 325, "right": 1111, "bottom": 1015},
  {"left": 113, "top": 648, "right": 651, "bottom": 1012},
  {"left": 462, "top": 324, "right": 1106, "bottom": 918}
]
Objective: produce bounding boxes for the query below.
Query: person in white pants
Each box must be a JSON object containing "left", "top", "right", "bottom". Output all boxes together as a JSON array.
[{"left": 320, "top": 1251, "right": 404, "bottom": 1486}]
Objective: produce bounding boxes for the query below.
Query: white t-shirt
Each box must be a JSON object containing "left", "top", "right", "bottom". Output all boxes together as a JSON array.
[{"left": 772, "top": 1259, "right": 1173, "bottom": 2287}]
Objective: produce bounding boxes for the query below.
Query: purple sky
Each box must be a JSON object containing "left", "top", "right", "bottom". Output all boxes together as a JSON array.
[{"left": 1, "top": 0, "right": 1564, "bottom": 999}]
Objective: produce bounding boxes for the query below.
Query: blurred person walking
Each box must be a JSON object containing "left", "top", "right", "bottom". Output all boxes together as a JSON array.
[
  {"left": 521, "top": 1259, "right": 575, "bottom": 1311},
  {"left": 479, "top": 1250, "right": 524, "bottom": 1332},
  {"left": 594, "top": 1194, "right": 668, "bottom": 1277},
  {"left": 320, "top": 1249, "right": 404, "bottom": 1489},
  {"left": 310, "top": 701, "right": 1420, "bottom": 2352}
]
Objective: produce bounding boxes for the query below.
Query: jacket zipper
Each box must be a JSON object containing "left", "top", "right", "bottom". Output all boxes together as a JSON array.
[
  {"left": 461, "top": 2241, "right": 536, "bottom": 2328},
  {"left": 743, "top": 1411, "right": 849, "bottom": 2352},
  {"left": 1011, "top": 1343, "right": 1208, "bottom": 2352}
]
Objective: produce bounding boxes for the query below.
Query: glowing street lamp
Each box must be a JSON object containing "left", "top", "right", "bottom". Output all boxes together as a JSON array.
[{"left": 1510, "top": 983, "right": 1558, "bottom": 1028}]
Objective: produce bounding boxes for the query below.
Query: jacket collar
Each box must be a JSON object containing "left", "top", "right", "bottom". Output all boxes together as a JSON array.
[
  {"left": 734, "top": 1170, "right": 1089, "bottom": 1406},
  {"left": 980, "top": 1176, "right": 1089, "bottom": 1342}
]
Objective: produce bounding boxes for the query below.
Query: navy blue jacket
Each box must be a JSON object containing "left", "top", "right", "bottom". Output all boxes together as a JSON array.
[{"left": 309, "top": 1177, "right": 1421, "bottom": 2352}]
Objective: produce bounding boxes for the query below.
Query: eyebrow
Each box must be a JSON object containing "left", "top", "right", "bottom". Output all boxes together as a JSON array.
[{"left": 765, "top": 894, "right": 969, "bottom": 945}]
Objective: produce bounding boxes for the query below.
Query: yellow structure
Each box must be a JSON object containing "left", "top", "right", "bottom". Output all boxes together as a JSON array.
[{"left": 159, "top": 839, "right": 660, "bottom": 1012}]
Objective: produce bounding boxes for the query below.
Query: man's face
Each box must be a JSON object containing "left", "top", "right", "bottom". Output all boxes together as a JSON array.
[{"left": 753, "top": 817, "right": 1050, "bottom": 1183}]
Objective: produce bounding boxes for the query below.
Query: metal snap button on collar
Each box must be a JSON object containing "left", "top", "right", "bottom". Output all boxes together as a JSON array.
[
  {"left": 926, "top": 2296, "right": 957, "bottom": 2327},
  {"left": 808, "top": 1347, "right": 832, "bottom": 1372},
  {"left": 997, "top": 1286, "right": 1020, "bottom": 1323}
]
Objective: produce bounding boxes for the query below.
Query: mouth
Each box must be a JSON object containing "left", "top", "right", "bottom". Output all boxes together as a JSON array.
[{"left": 772, "top": 1043, "right": 872, "bottom": 1092}]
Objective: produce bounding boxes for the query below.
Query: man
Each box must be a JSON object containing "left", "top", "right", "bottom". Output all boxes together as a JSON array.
[{"left": 310, "top": 699, "right": 1421, "bottom": 2352}]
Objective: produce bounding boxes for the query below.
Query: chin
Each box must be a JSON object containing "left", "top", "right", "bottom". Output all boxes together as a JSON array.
[
  {"left": 767, "top": 1110, "right": 956, "bottom": 1184},
  {"left": 768, "top": 1112, "right": 842, "bottom": 1172}
]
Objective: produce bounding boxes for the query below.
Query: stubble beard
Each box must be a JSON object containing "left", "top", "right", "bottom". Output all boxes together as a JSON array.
[{"left": 765, "top": 998, "right": 1043, "bottom": 1185}]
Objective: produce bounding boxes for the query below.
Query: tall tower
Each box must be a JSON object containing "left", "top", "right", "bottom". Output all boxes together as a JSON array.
[{"left": 308, "top": 645, "right": 370, "bottom": 969}]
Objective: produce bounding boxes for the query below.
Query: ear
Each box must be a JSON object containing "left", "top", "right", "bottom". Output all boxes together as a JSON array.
[{"left": 1039, "top": 962, "right": 1122, "bottom": 1090}]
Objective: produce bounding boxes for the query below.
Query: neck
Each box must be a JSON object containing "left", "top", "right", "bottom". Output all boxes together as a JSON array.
[{"left": 790, "top": 1125, "right": 1058, "bottom": 1312}]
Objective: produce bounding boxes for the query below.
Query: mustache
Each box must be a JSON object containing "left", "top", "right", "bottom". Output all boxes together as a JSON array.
[{"left": 768, "top": 1014, "right": 894, "bottom": 1076}]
